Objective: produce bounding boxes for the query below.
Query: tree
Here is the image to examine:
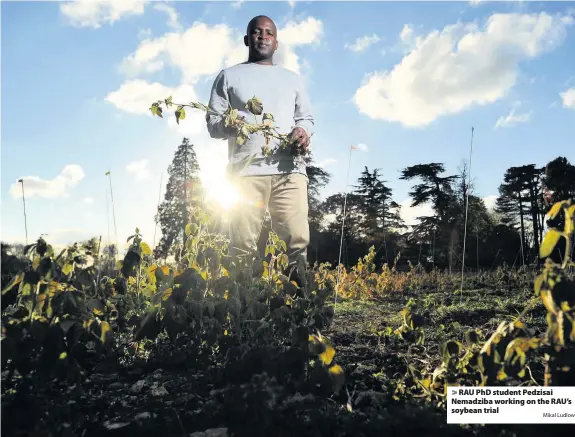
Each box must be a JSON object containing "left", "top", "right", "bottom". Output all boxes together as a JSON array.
[
  {"left": 305, "top": 156, "right": 331, "bottom": 229},
  {"left": 400, "top": 163, "right": 458, "bottom": 269},
  {"left": 154, "top": 138, "right": 203, "bottom": 259},
  {"left": 543, "top": 156, "right": 575, "bottom": 205},
  {"left": 400, "top": 163, "right": 458, "bottom": 221},
  {"left": 305, "top": 156, "right": 331, "bottom": 264},
  {"left": 452, "top": 161, "right": 494, "bottom": 271},
  {"left": 352, "top": 167, "right": 405, "bottom": 264},
  {"left": 318, "top": 192, "right": 365, "bottom": 267},
  {"left": 496, "top": 165, "right": 544, "bottom": 265}
]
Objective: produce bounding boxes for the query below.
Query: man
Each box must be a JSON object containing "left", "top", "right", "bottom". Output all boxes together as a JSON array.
[{"left": 206, "top": 15, "right": 314, "bottom": 279}]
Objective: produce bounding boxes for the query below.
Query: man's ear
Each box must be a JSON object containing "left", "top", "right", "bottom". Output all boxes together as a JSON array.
[{"left": 244, "top": 35, "right": 248, "bottom": 47}]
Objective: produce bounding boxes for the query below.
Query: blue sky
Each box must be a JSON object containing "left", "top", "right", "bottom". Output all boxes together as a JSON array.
[{"left": 2, "top": 0, "right": 574, "bottom": 252}]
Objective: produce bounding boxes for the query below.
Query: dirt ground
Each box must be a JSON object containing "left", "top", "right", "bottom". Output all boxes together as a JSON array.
[{"left": 2, "top": 285, "right": 573, "bottom": 437}]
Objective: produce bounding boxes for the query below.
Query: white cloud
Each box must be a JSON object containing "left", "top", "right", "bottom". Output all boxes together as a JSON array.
[
  {"left": 60, "top": 0, "right": 146, "bottom": 29},
  {"left": 105, "top": 80, "right": 197, "bottom": 115},
  {"left": 354, "top": 12, "right": 574, "bottom": 128},
  {"left": 10, "top": 165, "right": 85, "bottom": 199},
  {"left": 355, "top": 143, "right": 369, "bottom": 152},
  {"left": 83, "top": 197, "right": 95, "bottom": 204},
  {"left": 154, "top": 2, "right": 181, "bottom": 30},
  {"left": 318, "top": 158, "right": 337, "bottom": 168},
  {"left": 280, "top": 17, "right": 323, "bottom": 46},
  {"left": 126, "top": 159, "right": 151, "bottom": 180},
  {"left": 345, "top": 34, "right": 380, "bottom": 52},
  {"left": 120, "top": 22, "right": 238, "bottom": 80},
  {"left": 231, "top": 0, "right": 245, "bottom": 9},
  {"left": 267, "top": 17, "right": 324, "bottom": 75},
  {"left": 288, "top": 0, "right": 296, "bottom": 8},
  {"left": 399, "top": 199, "right": 434, "bottom": 227},
  {"left": 560, "top": 87, "right": 575, "bottom": 109},
  {"left": 399, "top": 24, "right": 413, "bottom": 43},
  {"left": 494, "top": 107, "right": 532, "bottom": 128},
  {"left": 119, "top": 17, "right": 323, "bottom": 80}
]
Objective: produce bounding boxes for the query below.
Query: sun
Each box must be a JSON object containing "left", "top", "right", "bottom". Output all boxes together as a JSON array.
[
  {"left": 209, "top": 180, "right": 240, "bottom": 211},
  {"left": 200, "top": 168, "right": 240, "bottom": 212},
  {"left": 197, "top": 146, "right": 242, "bottom": 212}
]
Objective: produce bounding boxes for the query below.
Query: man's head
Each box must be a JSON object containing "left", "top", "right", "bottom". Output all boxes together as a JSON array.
[{"left": 244, "top": 15, "right": 278, "bottom": 63}]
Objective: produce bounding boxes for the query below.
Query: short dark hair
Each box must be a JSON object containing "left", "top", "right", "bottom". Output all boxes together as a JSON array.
[{"left": 246, "top": 15, "right": 277, "bottom": 34}]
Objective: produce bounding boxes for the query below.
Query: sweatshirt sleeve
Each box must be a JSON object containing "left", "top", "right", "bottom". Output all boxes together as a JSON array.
[
  {"left": 206, "top": 70, "right": 233, "bottom": 139},
  {"left": 294, "top": 76, "right": 314, "bottom": 137}
]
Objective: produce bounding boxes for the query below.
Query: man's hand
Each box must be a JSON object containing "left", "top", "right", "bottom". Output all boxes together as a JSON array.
[{"left": 288, "top": 127, "right": 310, "bottom": 155}]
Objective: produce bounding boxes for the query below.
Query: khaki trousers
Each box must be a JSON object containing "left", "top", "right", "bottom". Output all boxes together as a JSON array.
[{"left": 228, "top": 173, "right": 310, "bottom": 268}]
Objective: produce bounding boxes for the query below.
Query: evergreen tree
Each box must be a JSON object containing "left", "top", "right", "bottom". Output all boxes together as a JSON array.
[
  {"left": 305, "top": 156, "right": 331, "bottom": 264},
  {"left": 496, "top": 165, "right": 544, "bottom": 264},
  {"left": 353, "top": 166, "right": 404, "bottom": 242},
  {"left": 400, "top": 163, "right": 458, "bottom": 268},
  {"left": 543, "top": 156, "right": 575, "bottom": 205},
  {"left": 154, "top": 138, "right": 203, "bottom": 259}
]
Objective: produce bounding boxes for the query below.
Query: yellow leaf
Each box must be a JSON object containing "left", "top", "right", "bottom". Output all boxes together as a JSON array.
[
  {"left": 140, "top": 242, "right": 152, "bottom": 256},
  {"left": 201, "top": 271, "right": 208, "bottom": 281},
  {"left": 162, "top": 288, "right": 173, "bottom": 301},
  {"left": 59, "top": 352, "right": 67, "bottom": 359},
  {"left": 92, "top": 308, "right": 103, "bottom": 316},
  {"left": 319, "top": 343, "right": 336, "bottom": 366},
  {"left": 420, "top": 378, "right": 432, "bottom": 390},
  {"left": 83, "top": 319, "right": 94, "bottom": 330},
  {"left": 540, "top": 229, "right": 561, "bottom": 258},
  {"left": 161, "top": 266, "right": 169, "bottom": 276},
  {"left": 541, "top": 289, "right": 558, "bottom": 314},
  {"left": 534, "top": 274, "right": 544, "bottom": 295},
  {"left": 328, "top": 364, "right": 345, "bottom": 393},
  {"left": 329, "top": 364, "right": 344, "bottom": 376},
  {"left": 99, "top": 321, "right": 111, "bottom": 343},
  {"left": 21, "top": 283, "right": 32, "bottom": 297},
  {"left": 2, "top": 273, "right": 23, "bottom": 295},
  {"left": 62, "top": 263, "right": 73, "bottom": 276},
  {"left": 546, "top": 201, "right": 563, "bottom": 220}
]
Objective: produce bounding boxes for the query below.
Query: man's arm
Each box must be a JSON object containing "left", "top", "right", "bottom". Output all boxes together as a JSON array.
[
  {"left": 294, "top": 77, "right": 314, "bottom": 138},
  {"left": 206, "top": 70, "right": 233, "bottom": 139}
]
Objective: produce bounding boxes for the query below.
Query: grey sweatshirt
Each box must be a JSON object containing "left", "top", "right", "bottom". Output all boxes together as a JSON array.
[{"left": 206, "top": 62, "right": 314, "bottom": 177}]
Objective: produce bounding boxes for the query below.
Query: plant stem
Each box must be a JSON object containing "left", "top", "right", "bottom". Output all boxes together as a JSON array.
[{"left": 165, "top": 101, "right": 290, "bottom": 145}]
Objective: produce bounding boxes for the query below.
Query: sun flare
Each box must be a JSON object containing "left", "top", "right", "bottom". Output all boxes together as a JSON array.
[
  {"left": 207, "top": 180, "right": 240, "bottom": 211},
  {"left": 199, "top": 162, "right": 240, "bottom": 212}
]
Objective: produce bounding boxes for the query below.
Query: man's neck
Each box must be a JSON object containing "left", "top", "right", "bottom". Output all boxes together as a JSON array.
[{"left": 247, "top": 56, "right": 274, "bottom": 65}]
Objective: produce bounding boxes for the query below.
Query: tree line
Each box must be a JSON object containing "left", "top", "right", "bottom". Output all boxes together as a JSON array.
[
  {"left": 153, "top": 138, "right": 574, "bottom": 272},
  {"left": 3, "top": 138, "right": 571, "bottom": 275}
]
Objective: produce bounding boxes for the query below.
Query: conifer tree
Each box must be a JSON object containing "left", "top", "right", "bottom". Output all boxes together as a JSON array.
[{"left": 154, "top": 138, "right": 202, "bottom": 259}]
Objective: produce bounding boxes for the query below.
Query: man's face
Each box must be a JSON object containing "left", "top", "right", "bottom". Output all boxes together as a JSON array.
[{"left": 245, "top": 17, "right": 278, "bottom": 60}]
